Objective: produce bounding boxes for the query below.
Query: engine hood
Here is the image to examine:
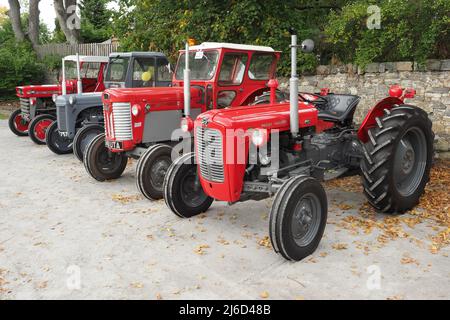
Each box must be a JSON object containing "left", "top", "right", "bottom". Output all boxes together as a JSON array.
[
  {"left": 198, "top": 102, "right": 318, "bottom": 131},
  {"left": 103, "top": 87, "right": 204, "bottom": 111},
  {"left": 55, "top": 92, "right": 103, "bottom": 108}
]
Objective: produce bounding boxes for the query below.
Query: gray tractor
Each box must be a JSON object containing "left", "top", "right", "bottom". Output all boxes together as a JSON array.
[{"left": 46, "top": 52, "right": 172, "bottom": 161}]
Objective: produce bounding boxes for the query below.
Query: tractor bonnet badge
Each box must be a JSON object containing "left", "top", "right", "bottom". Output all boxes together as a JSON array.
[{"left": 201, "top": 117, "right": 209, "bottom": 126}]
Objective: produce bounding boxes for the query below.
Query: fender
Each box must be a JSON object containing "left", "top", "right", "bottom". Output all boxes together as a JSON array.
[{"left": 357, "top": 96, "right": 404, "bottom": 143}]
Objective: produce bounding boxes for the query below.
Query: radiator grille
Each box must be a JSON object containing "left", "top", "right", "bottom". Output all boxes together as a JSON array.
[
  {"left": 111, "top": 103, "right": 132, "bottom": 141},
  {"left": 57, "top": 104, "right": 67, "bottom": 131},
  {"left": 20, "top": 98, "right": 30, "bottom": 115},
  {"left": 196, "top": 127, "right": 224, "bottom": 183}
]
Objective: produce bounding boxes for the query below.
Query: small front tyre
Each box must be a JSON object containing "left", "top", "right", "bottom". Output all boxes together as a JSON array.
[
  {"left": 84, "top": 133, "right": 128, "bottom": 181},
  {"left": 73, "top": 124, "right": 104, "bottom": 162},
  {"left": 8, "top": 109, "right": 29, "bottom": 136},
  {"left": 28, "top": 114, "right": 55, "bottom": 145},
  {"left": 163, "top": 153, "right": 213, "bottom": 218},
  {"left": 269, "top": 176, "right": 328, "bottom": 261},
  {"left": 45, "top": 121, "right": 73, "bottom": 155},
  {"left": 136, "top": 144, "right": 173, "bottom": 201}
]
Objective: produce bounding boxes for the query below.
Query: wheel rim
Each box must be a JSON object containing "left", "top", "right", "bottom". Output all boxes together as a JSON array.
[
  {"left": 95, "top": 143, "right": 125, "bottom": 174},
  {"left": 393, "top": 127, "right": 427, "bottom": 197},
  {"left": 80, "top": 129, "right": 102, "bottom": 156},
  {"left": 179, "top": 166, "right": 209, "bottom": 208},
  {"left": 14, "top": 113, "right": 29, "bottom": 133},
  {"left": 34, "top": 119, "right": 53, "bottom": 141},
  {"left": 290, "top": 193, "right": 321, "bottom": 247},
  {"left": 149, "top": 157, "right": 171, "bottom": 190},
  {"left": 50, "top": 125, "right": 72, "bottom": 152}
]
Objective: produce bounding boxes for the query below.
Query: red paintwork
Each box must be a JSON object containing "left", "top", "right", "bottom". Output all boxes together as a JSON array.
[
  {"left": 103, "top": 47, "right": 281, "bottom": 152},
  {"left": 195, "top": 102, "right": 319, "bottom": 202},
  {"left": 16, "top": 62, "right": 106, "bottom": 99},
  {"left": 34, "top": 118, "right": 54, "bottom": 141},
  {"left": 13, "top": 113, "right": 29, "bottom": 133}
]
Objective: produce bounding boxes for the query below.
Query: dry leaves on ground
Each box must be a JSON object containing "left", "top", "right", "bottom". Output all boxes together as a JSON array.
[{"left": 111, "top": 194, "right": 143, "bottom": 204}]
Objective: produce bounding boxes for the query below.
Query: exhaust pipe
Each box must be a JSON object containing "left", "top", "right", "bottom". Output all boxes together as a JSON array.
[
  {"left": 184, "top": 42, "right": 191, "bottom": 117},
  {"left": 289, "top": 30, "right": 299, "bottom": 137},
  {"left": 61, "top": 58, "right": 66, "bottom": 95},
  {"left": 76, "top": 53, "right": 83, "bottom": 94}
]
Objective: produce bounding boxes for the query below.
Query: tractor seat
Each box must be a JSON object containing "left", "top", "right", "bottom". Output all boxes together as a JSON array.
[{"left": 318, "top": 94, "right": 361, "bottom": 123}]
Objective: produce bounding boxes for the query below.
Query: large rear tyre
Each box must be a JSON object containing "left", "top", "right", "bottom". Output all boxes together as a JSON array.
[
  {"left": 28, "top": 114, "right": 55, "bottom": 145},
  {"left": 73, "top": 124, "right": 104, "bottom": 162},
  {"left": 360, "top": 105, "right": 434, "bottom": 213},
  {"left": 136, "top": 144, "right": 173, "bottom": 201},
  {"left": 8, "top": 109, "right": 29, "bottom": 136},
  {"left": 269, "top": 176, "right": 327, "bottom": 261},
  {"left": 163, "top": 153, "right": 213, "bottom": 218},
  {"left": 84, "top": 133, "right": 128, "bottom": 181},
  {"left": 45, "top": 121, "right": 73, "bottom": 155}
]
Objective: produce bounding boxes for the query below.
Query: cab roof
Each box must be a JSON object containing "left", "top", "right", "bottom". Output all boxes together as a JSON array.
[
  {"left": 63, "top": 55, "right": 109, "bottom": 63},
  {"left": 108, "top": 52, "right": 167, "bottom": 59},
  {"left": 188, "top": 42, "right": 277, "bottom": 53}
]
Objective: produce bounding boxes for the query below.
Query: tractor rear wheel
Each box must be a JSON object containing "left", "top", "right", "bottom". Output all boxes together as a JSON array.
[
  {"left": 136, "top": 144, "right": 173, "bottom": 201},
  {"left": 29, "top": 114, "right": 55, "bottom": 145},
  {"left": 163, "top": 153, "right": 213, "bottom": 218},
  {"left": 360, "top": 105, "right": 434, "bottom": 213},
  {"left": 8, "top": 109, "right": 29, "bottom": 136},
  {"left": 45, "top": 121, "right": 73, "bottom": 155},
  {"left": 269, "top": 176, "right": 328, "bottom": 261},
  {"left": 73, "top": 124, "right": 104, "bottom": 162},
  {"left": 84, "top": 133, "right": 128, "bottom": 181}
]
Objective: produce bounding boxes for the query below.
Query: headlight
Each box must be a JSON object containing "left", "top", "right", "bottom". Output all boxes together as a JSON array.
[
  {"left": 251, "top": 128, "right": 268, "bottom": 147},
  {"left": 52, "top": 94, "right": 58, "bottom": 102},
  {"left": 181, "top": 117, "right": 194, "bottom": 132},
  {"left": 131, "top": 105, "right": 140, "bottom": 116},
  {"left": 259, "top": 152, "right": 271, "bottom": 166},
  {"left": 69, "top": 96, "right": 76, "bottom": 105}
]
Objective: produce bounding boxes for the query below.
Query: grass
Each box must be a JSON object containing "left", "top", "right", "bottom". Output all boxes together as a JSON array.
[{"left": 0, "top": 113, "right": 8, "bottom": 120}]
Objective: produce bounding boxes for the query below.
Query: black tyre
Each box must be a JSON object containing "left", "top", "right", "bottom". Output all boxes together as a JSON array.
[
  {"left": 269, "top": 176, "right": 328, "bottom": 261},
  {"left": 136, "top": 144, "right": 173, "bottom": 201},
  {"left": 360, "top": 105, "right": 434, "bottom": 213},
  {"left": 84, "top": 133, "right": 128, "bottom": 181},
  {"left": 45, "top": 121, "right": 73, "bottom": 155},
  {"left": 73, "top": 124, "right": 104, "bottom": 162},
  {"left": 28, "top": 114, "right": 55, "bottom": 145},
  {"left": 8, "top": 109, "right": 29, "bottom": 136},
  {"left": 163, "top": 153, "right": 213, "bottom": 218}
]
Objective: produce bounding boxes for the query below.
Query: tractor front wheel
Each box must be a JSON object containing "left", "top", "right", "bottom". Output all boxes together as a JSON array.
[
  {"left": 84, "top": 133, "right": 128, "bottom": 181},
  {"left": 269, "top": 176, "right": 328, "bottom": 261},
  {"left": 163, "top": 153, "right": 213, "bottom": 218},
  {"left": 136, "top": 144, "right": 173, "bottom": 201},
  {"left": 28, "top": 114, "right": 55, "bottom": 145},
  {"left": 360, "top": 105, "right": 434, "bottom": 213},
  {"left": 73, "top": 124, "right": 104, "bottom": 162},
  {"left": 8, "top": 109, "right": 29, "bottom": 136},
  {"left": 46, "top": 121, "right": 73, "bottom": 155}
]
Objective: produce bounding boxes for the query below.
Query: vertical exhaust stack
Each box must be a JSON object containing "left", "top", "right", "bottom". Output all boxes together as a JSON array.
[
  {"left": 61, "top": 58, "right": 66, "bottom": 95},
  {"left": 76, "top": 53, "right": 83, "bottom": 94},
  {"left": 289, "top": 30, "right": 299, "bottom": 137},
  {"left": 184, "top": 42, "right": 191, "bottom": 118}
]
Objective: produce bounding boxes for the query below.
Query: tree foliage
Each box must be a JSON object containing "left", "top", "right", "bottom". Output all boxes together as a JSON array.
[
  {"left": 325, "top": 0, "right": 450, "bottom": 67},
  {"left": 79, "top": 0, "right": 113, "bottom": 43}
]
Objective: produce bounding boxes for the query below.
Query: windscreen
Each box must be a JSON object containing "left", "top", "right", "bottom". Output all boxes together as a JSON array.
[
  {"left": 105, "top": 57, "right": 130, "bottom": 82},
  {"left": 175, "top": 50, "right": 219, "bottom": 80}
]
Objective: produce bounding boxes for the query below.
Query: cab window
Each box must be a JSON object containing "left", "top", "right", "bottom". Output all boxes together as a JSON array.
[
  {"left": 218, "top": 53, "right": 248, "bottom": 86},
  {"left": 156, "top": 58, "right": 172, "bottom": 82},
  {"left": 82, "top": 62, "right": 101, "bottom": 79},
  {"left": 105, "top": 58, "right": 130, "bottom": 82},
  {"left": 132, "top": 57, "right": 156, "bottom": 87},
  {"left": 176, "top": 51, "right": 219, "bottom": 80},
  {"left": 248, "top": 53, "right": 275, "bottom": 80}
]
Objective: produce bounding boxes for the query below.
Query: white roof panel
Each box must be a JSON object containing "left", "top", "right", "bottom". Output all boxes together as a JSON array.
[
  {"left": 189, "top": 42, "right": 275, "bottom": 53},
  {"left": 63, "top": 55, "right": 109, "bottom": 63}
]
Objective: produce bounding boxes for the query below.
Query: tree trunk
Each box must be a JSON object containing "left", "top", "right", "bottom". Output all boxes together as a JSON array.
[
  {"left": 53, "top": 0, "right": 81, "bottom": 45},
  {"left": 7, "top": 0, "right": 25, "bottom": 42},
  {"left": 28, "top": 0, "right": 40, "bottom": 47}
]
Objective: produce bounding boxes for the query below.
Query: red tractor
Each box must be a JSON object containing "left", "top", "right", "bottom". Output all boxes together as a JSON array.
[
  {"left": 163, "top": 31, "right": 434, "bottom": 262},
  {"left": 8, "top": 55, "right": 108, "bottom": 144},
  {"left": 84, "top": 42, "right": 288, "bottom": 200}
]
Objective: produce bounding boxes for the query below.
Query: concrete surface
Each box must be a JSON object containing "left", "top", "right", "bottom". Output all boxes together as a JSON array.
[{"left": 0, "top": 119, "right": 449, "bottom": 300}]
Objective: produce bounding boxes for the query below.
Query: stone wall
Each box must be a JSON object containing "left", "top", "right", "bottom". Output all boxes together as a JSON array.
[{"left": 279, "top": 59, "right": 450, "bottom": 157}]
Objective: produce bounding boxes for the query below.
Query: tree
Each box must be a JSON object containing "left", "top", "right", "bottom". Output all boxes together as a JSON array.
[
  {"left": 6, "top": 0, "right": 41, "bottom": 47},
  {"left": 79, "top": 0, "right": 112, "bottom": 42},
  {"left": 28, "top": 0, "right": 40, "bottom": 47},
  {"left": 7, "top": 0, "right": 25, "bottom": 41},
  {"left": 0, "top": 6, "right": 8, "bottom": 25},
  {"left": 53, "top": 0, "right": 81, "bottom": 44}
]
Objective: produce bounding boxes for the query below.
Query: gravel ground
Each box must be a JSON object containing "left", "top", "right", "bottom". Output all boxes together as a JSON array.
[{"left": 0, "top": 117, "right": 449, "bottom": 300}]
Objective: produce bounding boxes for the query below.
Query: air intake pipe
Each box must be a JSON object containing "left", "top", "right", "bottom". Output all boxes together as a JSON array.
[{"left": 184, "top": 42, "right": 191, "bottom": 118}]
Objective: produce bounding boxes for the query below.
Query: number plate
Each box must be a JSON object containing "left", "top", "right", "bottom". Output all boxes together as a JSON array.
[{"left": 105, "top": 140, "right": 123, "bottom": 149}]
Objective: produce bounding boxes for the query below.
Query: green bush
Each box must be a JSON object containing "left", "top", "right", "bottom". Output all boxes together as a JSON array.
[
  {"left": 324, "top": 0, "right": 450, "bottom": 67},
  {"left": 0, "top": 40, "right": 45, "bottom": 94}
]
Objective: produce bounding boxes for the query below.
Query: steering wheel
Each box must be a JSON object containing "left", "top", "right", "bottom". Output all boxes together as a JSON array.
[{"left": 299, "top": 93, "right": 328, "bottom": 108}]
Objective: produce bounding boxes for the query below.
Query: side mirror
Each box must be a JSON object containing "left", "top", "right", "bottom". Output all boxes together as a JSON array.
[{"left": 301, "top": 39, "right": 315, "bottom": 53}]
